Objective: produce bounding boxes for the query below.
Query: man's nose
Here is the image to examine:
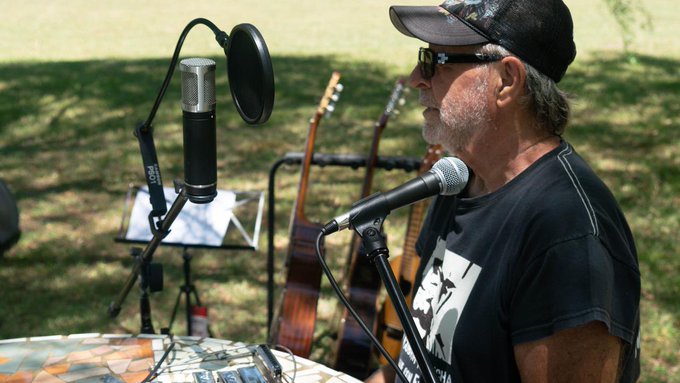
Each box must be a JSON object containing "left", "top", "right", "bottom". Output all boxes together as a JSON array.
[{"left": 409, "top": 64, "right": 430, "bottom": 89}]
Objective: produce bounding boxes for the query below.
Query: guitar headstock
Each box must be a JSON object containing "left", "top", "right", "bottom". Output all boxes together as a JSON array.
[
  {"left": 377, "top": 78, "right": 408, "bottom": 127},
  {"left": 315, "top": 71, "right": 344, "bottom": 120}
]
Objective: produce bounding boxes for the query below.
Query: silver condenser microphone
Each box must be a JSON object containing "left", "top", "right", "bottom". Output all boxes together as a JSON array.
[{"left": 180, "top": 58, "right": 218, "bottom": 203}]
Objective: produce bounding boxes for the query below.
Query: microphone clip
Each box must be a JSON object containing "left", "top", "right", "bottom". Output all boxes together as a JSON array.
[
  {"left": 351, "top": 196, "right": 390, "bottom": 262},
  {"left": 147, "top": 213, "right": 171, "bottom": 240},
  {"left": 350, "top": 192, "right": 391, "bottom": 231},
  {"left": 356, "top": 226, "right": 389, "bottom": 263}
]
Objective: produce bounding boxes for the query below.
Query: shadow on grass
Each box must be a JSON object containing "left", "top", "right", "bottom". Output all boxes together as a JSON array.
[
  {"left": 560, "top": 54, "right": 680, "bottom": 314},
  {"left": 0, "top": 52, "right": 678, "bottom": 379},
  {"left": 0, "top": 53, "right": 424, "bottom": 340}
]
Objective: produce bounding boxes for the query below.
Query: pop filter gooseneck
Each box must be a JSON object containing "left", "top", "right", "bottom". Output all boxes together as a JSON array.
[{"left": 226, "top": 23, "right": 275, "bottom": 125}]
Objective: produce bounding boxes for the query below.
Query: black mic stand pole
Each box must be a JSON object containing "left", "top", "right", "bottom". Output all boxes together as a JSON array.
[
  {"left": 138, "top": 248, "right": 157, "bottom": 334},
  {"left": 357, "top": 224, "right": 440, "bottom": 383},
  {"left": 108, "top": 183, "right": 190, "bottom": 320}
]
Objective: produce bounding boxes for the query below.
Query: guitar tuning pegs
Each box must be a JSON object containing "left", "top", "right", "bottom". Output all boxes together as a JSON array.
[
  {"left": 335, "top": 83, "right": 344, "bottom": 92},
  {"left": 331, "top": 94, "right": 340, "bottom": 102}
]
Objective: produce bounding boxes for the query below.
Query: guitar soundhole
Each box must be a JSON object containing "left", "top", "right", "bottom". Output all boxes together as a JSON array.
[
  {"left": 399, "top": 280, "right": 412, "bottom": 296},
  {"left": 386, "top": 327, "right": 404, "bottom": 340}
]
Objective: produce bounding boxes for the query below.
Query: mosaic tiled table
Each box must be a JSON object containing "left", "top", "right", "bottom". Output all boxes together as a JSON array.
[{"left": 0, "top": 334, "right": 361, "bottom": 383}]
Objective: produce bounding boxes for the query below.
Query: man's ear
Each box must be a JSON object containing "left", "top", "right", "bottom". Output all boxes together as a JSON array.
[{"left": 495, "top": 56, "right": 526, "bottom": 108}]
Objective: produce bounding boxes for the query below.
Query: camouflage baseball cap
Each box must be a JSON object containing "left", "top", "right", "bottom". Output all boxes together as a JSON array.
[{"left": 390, "top": 0, "right": 576, "bottom": 82}]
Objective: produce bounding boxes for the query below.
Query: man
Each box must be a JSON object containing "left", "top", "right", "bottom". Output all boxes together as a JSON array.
[{"left": 368, "top": 0, "right": 640, "bottom": 382}]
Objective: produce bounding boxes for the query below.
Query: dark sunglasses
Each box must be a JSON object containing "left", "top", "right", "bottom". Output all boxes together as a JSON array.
[{"left": 418, "top": 47, "right": 503, "bottom": 79}]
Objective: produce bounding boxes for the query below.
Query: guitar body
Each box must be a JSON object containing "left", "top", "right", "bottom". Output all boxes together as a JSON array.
[
  {"left": 376, "top": 216, "right": 423, "bottom": 362},
  {"left": 334, "top": 252, "right": 383, "bottom": 377},
  {"left": 333, "top": 79, "right": 406, "bottom": 379},
  {"left": 377, "top": 144, "right": 443, "bottom": 364},
  {"left": 376, "top": 255, "right": 413, "bottom": 360},
  {"left": 273, "top": 219, "right": 324, "bottom": 356},
  {"left": 270, "top": 72, "right": 343, "bottom": 357}
]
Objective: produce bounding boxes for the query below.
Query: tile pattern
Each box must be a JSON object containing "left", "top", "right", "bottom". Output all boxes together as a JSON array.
[{"left": 0, "top": 334, "right": 360, "bottom": 383}]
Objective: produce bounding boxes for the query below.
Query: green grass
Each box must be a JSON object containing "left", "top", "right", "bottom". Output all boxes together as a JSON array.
[{"left": 1, "top": 0, "right": 679, "bottom": 381}]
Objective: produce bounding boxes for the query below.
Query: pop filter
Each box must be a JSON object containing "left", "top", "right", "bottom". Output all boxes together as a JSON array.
[{"left": 226, "top": 23, "right": 275, "bottom": 125}]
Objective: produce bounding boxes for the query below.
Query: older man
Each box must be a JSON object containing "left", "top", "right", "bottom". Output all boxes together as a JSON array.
[{"left": 369, "top": 0, "right": 641, "bottom": 382}]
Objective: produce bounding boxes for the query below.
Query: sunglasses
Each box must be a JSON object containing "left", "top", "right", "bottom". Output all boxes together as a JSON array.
[{"left": 418, "top": 47, "right": 504, "bottom": 79}]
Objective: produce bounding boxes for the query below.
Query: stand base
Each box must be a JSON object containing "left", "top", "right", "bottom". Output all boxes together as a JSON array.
[{"left": 166, "top": 248, "right": 214, "bottom": 337}]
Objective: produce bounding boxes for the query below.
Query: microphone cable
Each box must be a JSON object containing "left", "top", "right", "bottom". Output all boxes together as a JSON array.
[
  {"left": 142, "top": 18, "right": 227, "bottom": 133},
  {"left": 141, "top": 340, "right": 176, "bottom": 382},
  {"left": 314, "top": 231, "right": 410, "bottom": 383}
]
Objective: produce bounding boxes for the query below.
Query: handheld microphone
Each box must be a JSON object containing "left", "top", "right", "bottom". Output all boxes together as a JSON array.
[
  {"left": 323, "top": 157, "right": 469, "bottom": 234},
  {"left": 180, "top": 58, "right": 218, "bottom": 203}
]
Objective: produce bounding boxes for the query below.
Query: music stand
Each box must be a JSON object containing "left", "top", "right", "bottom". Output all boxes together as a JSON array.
[{"left": 115, "top": 184, "right": 264, "bottom": 335}]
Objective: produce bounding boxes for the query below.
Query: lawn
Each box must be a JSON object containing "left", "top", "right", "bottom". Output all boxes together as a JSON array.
[{"left": 0, "top": 0, "right": 678, "bottom": 381}]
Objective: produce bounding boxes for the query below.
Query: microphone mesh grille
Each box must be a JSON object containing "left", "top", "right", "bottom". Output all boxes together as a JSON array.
[
  {"left": 181, "top": 71, "right": 199, "bottom": 106},
  {"left": 432, "top": 157, "right": 469, "bottom": 195},
  {"left": 203, "top": 70, "right": 216, "bottom": 105},
  {"left": 180, "top": 58, "right": 216, "bottom": 112}
]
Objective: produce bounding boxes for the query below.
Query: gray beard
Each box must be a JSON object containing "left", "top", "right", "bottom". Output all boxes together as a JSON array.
[{"left": 420, "top": 74, "right": 491, "bottom": 154}]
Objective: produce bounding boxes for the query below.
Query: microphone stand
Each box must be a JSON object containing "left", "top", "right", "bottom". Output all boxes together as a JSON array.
[
  {"left": 110, "top": 18, "right": 228, "bottom": 323},
  {"left": 108, "top": 183, "right": 190, "bottom": 320},
  {"left": 138, "top": 246, "right": 159, "bottom": 334},
  {"left": 355, "top": 222, "right": 439, "bottom": 383}
]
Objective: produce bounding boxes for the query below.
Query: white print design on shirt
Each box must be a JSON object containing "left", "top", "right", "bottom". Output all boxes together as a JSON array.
[{"left": 411, "top": 237, "right": 482, "bottom": 363}]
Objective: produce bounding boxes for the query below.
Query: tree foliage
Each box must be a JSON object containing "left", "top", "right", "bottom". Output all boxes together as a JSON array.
[{"left": 602, "top": 0, "right": 653, "bottom": 51}]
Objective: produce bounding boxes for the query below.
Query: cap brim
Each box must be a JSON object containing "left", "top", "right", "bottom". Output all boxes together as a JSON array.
[{"left": 389, "top": 5, "right": 489, "bottom": 46}]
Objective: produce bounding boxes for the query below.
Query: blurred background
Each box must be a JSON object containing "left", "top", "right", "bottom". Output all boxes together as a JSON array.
[{"left": 0, "top": 0, "right": 678, "bottom": 381}]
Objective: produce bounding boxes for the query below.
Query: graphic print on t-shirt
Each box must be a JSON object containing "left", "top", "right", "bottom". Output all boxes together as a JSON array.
[{"left": 398, "top": 237, "right": 482, "bottom": 383}]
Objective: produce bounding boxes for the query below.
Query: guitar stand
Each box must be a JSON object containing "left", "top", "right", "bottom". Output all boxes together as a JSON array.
[
  {"left": 166, "top": 246, "right": 214, "bottom": 337},
  {"left": 266, "top": 152, "right": 422, "bottom": 336}
]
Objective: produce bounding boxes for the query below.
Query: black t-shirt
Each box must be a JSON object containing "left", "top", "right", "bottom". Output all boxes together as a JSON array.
[{"left": 396, "top": 142, "right": 640, "bottom": 383}]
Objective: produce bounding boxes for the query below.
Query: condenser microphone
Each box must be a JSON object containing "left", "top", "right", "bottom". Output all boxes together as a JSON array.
[
  {"left": 323, "top": 157, "right": 469, "bottom": 234},
  {"left": 180, "top": 58, "right": 218, "bottom": 203}
]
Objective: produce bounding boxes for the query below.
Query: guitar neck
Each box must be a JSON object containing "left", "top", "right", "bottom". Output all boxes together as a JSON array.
[
  {"left": 399, "top": 144, "right": 443, "bottom": 278},
  {"left": 358, "top": 123, "right": 383, "bottom": 198},
  {"left": 333, "top": 79, "right": 407, "bottom": 379},
  {"left": 399, "top": 198, "right": 427, "bottom": 277},
  {"left": 345, "top": 78, "right": 406, "bottom": 264},
  {"left": 292, "top": 71, "right": 342, "bottom": 222},
  {"left": 343, "top": 112, "right": 385, "bottom": 269},
  {"left": 358, "top": 78, "right": 405, "bottom": 198}
]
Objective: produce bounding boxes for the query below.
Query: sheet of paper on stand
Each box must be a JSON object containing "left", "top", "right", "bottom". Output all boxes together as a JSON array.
[{"left": 125, "top": 187, "right": 236, "bottom": 247}]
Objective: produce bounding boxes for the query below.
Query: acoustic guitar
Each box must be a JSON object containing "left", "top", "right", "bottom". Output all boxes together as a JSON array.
[
  {"left": 269, "top": 72, "right": 343, "bottom": 357},
  {"left": 333, "top": 79, "right": 407, "bottom": 379},
  {"left": 376, "top": 144, "right": 443, "bottom": 364}
]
